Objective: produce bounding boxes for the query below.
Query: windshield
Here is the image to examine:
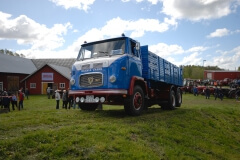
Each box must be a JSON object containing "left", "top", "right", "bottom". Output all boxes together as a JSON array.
[{"left": 77, "top": 39, "right": 125, "bottom": 60}]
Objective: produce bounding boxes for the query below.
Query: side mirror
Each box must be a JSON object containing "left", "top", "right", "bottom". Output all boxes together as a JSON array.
[{"left": 135, "top": 42, "right": 140, "bottom": 51}]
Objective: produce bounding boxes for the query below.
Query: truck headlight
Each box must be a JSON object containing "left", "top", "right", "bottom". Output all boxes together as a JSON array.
[
  {"left": 95, "top": 97, "right": 99, "bottom": 102},
  {"left": 109, "top": 75, "right": 116, "bottom": 83},
  {"left": 70, "top": 78, "right": 75, "bottom": 85},
  {"left": 100, "top": 97, "right": 105, "bottom": 103},
  {"left": 76, "top": 97, "right": 79, "bottom": 103},
  {"left": 80, "top": 97, "right": 85, "bottom": 103}
]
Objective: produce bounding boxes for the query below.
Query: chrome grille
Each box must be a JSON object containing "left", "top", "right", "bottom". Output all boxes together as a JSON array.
[{"left": 80, "top": 73, "right": 103, "bottom": 87}]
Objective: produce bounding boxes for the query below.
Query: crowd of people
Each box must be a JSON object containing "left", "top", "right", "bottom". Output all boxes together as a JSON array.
[
  {"left": 54, "top": 88, "right": 75, "bottom": 110},
  {"left": 0, "top": 87, "right": 27, "bottom": 112},
  {"left": 192, "top": 85, "right": 240, "bottom": 101},
  {"left": 1, "top": 87, "right": 78, "bottom": 112}
]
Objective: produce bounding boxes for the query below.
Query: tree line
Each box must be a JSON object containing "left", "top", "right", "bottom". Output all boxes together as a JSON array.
[
  {"left": 0, "top": 49, "right": 25, "bottom": 58},
  {"left": 182, "top": 65, "right": 240, "bottom": 79}
]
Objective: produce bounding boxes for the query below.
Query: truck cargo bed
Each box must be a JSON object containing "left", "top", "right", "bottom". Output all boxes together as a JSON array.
[{"left": 141, "top": 45, "right": 183, "bottom": 86}]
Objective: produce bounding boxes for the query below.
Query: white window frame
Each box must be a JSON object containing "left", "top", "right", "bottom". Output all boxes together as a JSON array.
[
  {"left": 30, "top": 83, "right": 36, "bottom": 88},
  {"left": 59, "top": 83, "right": 65, "bottom": 89}
]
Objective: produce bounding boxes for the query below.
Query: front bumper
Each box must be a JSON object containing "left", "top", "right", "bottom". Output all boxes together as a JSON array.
[
  {"left": 69, "top": 89, "right": 128, "bottom": 95},
  {"left": 69, "top": 89, "right": 128, "bottom": 104}
]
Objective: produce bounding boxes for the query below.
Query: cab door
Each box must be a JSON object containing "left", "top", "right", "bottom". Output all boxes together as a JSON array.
[{"left": 128, "top": 40, "right": 142, "bottom": 78}]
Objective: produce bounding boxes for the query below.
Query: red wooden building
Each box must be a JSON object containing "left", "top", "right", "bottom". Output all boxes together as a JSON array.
[
  {"left": 21, "top": 64, "right": 71, "bottom": 94},
  {"left": 204, "top": 70, "right": 240, "bottom": 80}
]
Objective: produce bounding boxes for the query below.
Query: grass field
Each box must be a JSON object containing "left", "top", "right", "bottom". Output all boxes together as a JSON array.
[{"left": 0, "top": 94, "right": 240, "bottom": 160}]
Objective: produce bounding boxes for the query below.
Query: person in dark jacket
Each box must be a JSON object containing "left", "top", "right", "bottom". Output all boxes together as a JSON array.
[
  {"left": 2, "top": 91, "right": 10, "bottom": 111},
  {"left": 62, "top": 90, "right": 67, "bottom": 109},
  {"left": 214, "top": 86, "right": 219, "bottom": 100},
  {"left": 214, "top": 86, "right": 223, "bottom": 101},
  {"left": 205, "top": 86, "right": 210, "bottom": 99},
  {"left": 218, "top": 86, "right": 223, "bottom": 101},
  {"left": 25, "top": 88, "right": 29, "bottom": 99}
]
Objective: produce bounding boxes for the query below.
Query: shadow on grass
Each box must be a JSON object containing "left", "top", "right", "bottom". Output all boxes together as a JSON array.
[{"left": 88, "top": 106, "right": 193, "bottom": 119}]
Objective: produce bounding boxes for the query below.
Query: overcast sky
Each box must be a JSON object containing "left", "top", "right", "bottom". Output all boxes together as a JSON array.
[{"left": 0, "top": 0, "right": 240, "bottom": 70}]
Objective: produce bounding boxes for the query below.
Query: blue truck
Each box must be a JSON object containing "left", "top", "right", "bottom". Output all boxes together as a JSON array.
[{"left": 69, "top": 35, "right": 183, "bottom": 116}]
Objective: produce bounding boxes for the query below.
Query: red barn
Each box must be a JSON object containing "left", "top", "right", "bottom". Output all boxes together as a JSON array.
[
  {"left": 204, "top": 70, "right": 240, "bottom": 80},
  {"left": 0, "top": 54, "right": 75, "bottom": 94},
  {"left": 21, "top": 64, "right": 71, "bottom": 94}
]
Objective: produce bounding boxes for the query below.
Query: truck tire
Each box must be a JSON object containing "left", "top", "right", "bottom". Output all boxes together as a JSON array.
[
  {"left": 124, "top": 85, "right": 144, "bottom": 116},
  {"left": 176, "top": 88, "right": 182, "bottom": 107},
  {"left": 162, "top": 90, "right": 176, "bottom": 110},
  {"left": 79, "top": 104, "right": 98, "bottom": 111}
]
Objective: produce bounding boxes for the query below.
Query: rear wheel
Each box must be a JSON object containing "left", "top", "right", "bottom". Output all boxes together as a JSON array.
[
  {"left": 162, "top": 89, "right": 176, "bottom": 110},
  {"left": 124, "top": 85, "right": 144, "bottom": 116},
  {"left": 176, "top": 88, "right": 182, "bottom": 107}
]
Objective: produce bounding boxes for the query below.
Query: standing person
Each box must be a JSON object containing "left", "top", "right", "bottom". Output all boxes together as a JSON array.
[
  {"left": 25, "top": 88, "right": 29, "bottom": 99},
  {"left": 218, "top": 86, "right": 223, "bottom": 101},
  {"left": 11, "top": 93, "right": 17, "bottom": 110},
  {"left": 205, "top": 86, "right": 210, "bottom": 99},
  {"left": 18, "top": 90, "right": 24, "bottom": 110},
  {"left": 47, "top": 87, "right": 51, "bottom": 99},
  {"left": 193, "top": 85, "right": 198, "bottom": 96},
  {"left": 2, "top": 91, "right": 10, "bottom": 112},
  {"left": 55, "top": 90, "right": 60, "bottom": 109},
  {"left": 214, "top": 86, "right": 219, "bottom": 100},
  {"left": 62, "top": 90, "right": 67, "bottom": 109},
  {"left": 68, "top": 95, "right": 73, "bottom": 109}
]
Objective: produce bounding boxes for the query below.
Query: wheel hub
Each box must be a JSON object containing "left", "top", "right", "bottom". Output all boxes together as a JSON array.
[{"left": 134, "top": 92, "right": 142, "bottom": 109}]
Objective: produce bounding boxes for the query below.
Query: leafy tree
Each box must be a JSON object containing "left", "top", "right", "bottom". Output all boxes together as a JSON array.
[
  {"left": 0, "top": 49, "right": 25, "bottom": 58},
  {"left": 182, "top": 65, "right": 223, "bottom": 79}
]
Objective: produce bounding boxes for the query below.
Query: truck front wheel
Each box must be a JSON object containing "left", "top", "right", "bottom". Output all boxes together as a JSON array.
[{"left": 124, "top": 85, "right": 144, "bottom": 116}]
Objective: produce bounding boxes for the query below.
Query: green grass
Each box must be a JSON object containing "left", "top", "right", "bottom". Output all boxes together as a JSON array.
[{"left": 0, "top": 94, "right": 240, "bottom": 160}]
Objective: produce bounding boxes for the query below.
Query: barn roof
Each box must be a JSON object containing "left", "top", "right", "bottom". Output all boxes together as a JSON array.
[
  {"left": 31, "top": 58, "right": 75, "bottom": 69},
  {"left": 48, "top": 64, "right": 71, "bottom": 79},
  {"left": 0, "top": 54, "right": 37, "bottom": 74},
  {"left": 0, "top": 54, "right": 75, "bottom": 76}
]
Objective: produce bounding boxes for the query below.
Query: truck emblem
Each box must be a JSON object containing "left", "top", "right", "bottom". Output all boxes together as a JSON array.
[{"left": 88, "top": 77, "right": 94, "bottom": 84}]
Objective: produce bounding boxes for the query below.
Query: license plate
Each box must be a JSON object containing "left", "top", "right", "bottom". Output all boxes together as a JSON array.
[{"left": 85, "top": 95, "right": 94, "bottom": 103}]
